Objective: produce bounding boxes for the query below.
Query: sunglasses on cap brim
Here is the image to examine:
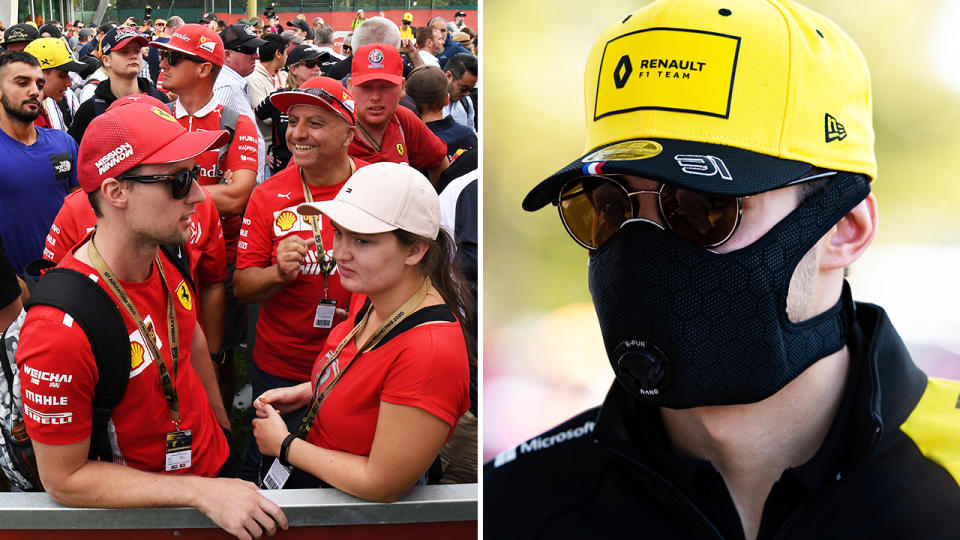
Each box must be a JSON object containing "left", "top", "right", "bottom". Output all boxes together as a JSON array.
[
  {"left": 557, "top": 175, "right": 745, "bottom": 250},
  {"left": 121, "top": 167, "right": 199, "bottom": 199}
]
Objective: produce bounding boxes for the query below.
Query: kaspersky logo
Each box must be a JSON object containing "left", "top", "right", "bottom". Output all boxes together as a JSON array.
[
  {"left": 825, "top": 113, "right": 846, "bottom": 142},
  {"left": 492, "top": 420, "right": 595, "bottom": 467}
]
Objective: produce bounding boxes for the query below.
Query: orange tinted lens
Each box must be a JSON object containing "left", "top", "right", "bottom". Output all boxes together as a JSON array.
[
  {"left": 559, "top": 177, "right": 632, "bottom": 249},
  {"left": 659, "top": 185, "right": 740, "bottom": 246}
]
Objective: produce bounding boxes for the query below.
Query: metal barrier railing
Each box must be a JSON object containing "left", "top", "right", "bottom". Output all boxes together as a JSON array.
[{"left": 0, "top": 483, "right": 477, "bottom": 538}]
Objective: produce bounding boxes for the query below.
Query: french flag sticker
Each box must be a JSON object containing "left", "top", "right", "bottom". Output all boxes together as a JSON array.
[{"left": 582, "top": 162, "right": 604, "bottom": 175}]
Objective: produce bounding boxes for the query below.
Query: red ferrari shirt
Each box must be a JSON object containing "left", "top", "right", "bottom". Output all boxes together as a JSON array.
[
  {"left": 44, "top": 189, "right": 227, "bottom": 287},
  {"left": 236, "top": 163, "right": 366, "bottom": 381},
  {"left": 16, "top": 250, "right": 230, "bottom": 476},
  {"left": 349, "top": 105, "right": 446, "bottom": 170},
  {"left": 305, "top": 303, "right": 470, "bottom": 456},
  {"left": 174, "top": 97, "right": 259, "bottom": 264}
]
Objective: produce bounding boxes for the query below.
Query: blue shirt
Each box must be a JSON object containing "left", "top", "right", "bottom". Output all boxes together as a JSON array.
[{"left": 0, "top": 127, "right": 79, "bottom": 272}]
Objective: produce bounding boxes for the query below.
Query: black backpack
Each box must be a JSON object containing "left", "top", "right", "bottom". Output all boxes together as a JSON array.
[{"left": 0, "top": 244, "right": 191, "bottom": 490}]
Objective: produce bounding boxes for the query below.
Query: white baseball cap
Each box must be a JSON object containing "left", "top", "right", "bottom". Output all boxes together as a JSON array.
[{"left": 297, "top": 162, "right": 440, "bottom": 240}]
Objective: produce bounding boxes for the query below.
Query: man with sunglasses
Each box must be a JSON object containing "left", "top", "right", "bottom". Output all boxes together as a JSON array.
[
  {"left": 16, "top": 100, "right": 288, "bottom": 538},
  {"left": 152, "top": 24, "right": 261, "bottom": 407},
  {"left": 233, "top": 76, "right": 366, "bottom": 481},
  {"left": 442, "top": 53, "right": 476, "bottom": 133},
  {"left": 214, "top": 24, "right": 267, "bottom": 184},
  {"left": 485, "top": 1, "right": 960, "bottom": 538}
]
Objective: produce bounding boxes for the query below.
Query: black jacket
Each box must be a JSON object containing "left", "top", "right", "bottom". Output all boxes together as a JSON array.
[
  {"left": 69, "top": 77, "right": 169, "bottom": 145},
  {"left": 484, "top": 302, "right": 960, "bottom": 539}
]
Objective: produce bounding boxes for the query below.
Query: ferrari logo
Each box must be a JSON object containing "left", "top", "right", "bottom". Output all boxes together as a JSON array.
[{"left": 176, "top": 281, "right": 192, "bottom": 311}]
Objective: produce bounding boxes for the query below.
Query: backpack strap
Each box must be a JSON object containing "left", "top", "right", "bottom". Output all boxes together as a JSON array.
[
  {"left": 24, "top": 268, "right": 130, "bottom": 462},
  {"left": 217, "top": 105, "right": 240, "bottom": 164},
  {"left": 0, "top": 327, "right": 14, "bottom": 402},
  {"left": 353, "top": 299, "right": 456, "bottom": 350}
]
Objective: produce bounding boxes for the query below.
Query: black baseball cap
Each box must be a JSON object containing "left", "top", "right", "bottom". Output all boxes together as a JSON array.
[
  {"left": 200, "top": 12, "right": 216, "bottom": 23},
  {"left": 286, "top": 19, "right": 309, "bottom": 33},
  {"left": 285, "top": 44, "right": 321, "bottom": 68},
  {"left": 221, "top": 23, "right": 267, "bottom": 51},
  {"left": 4, "top": 24, "right": 38, "bottom": 46},
  {"left": 37, "top": 24, "right": 62, "bottom": 38},
  {"left": 455, "top": 11, "right": 466, "bottom": 17}
]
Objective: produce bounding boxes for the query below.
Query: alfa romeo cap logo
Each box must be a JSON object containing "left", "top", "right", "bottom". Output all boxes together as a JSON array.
[{"left": 368, "top": 48, "right": 384, "bottom": 64}]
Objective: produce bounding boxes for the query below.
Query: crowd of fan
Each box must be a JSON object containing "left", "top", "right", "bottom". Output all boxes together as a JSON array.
[{"left": 0, "top": 7, "right": 478, "bottom": 502}]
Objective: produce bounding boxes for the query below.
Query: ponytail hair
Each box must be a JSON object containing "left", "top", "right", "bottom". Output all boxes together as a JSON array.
[{"left": 393, "top": 227, "right": 476, "bottom": 364}]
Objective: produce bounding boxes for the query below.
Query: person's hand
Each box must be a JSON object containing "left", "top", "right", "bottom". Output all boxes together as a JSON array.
[
  {"left": 221, "top": 169, "right": 235, "bottom": 186},
  {"left": 274, "top": 235, "right": 315, "bottom": 283},
  {"left": 398, "top": 38, "right": 416, "bottom": 56},
  {"left": 252, "top": 402, "right": 289, "bottom": 457},
  {"left": 255, "top": 384, "right": 311, "bottom": 415},
  {"left": 192, "top": 477, "right": 289, "bottom": 539}
]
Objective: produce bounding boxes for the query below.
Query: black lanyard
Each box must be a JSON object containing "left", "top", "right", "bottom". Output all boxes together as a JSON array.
[
  {"left": 88, "top": 240, "right": 182, "bottom": 426},
  {"left": 299, "top": 161, "right": 355, "bottom": 294}
]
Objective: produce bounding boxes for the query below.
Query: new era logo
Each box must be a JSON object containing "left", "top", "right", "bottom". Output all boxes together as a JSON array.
[{"left": 825, "top": 113, "right": 846, "bottom": 142}]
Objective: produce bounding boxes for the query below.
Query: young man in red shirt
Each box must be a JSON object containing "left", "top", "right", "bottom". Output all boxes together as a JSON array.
[
  {"left": 233, "top": 76, "right": 367, "bottom": 481},
  {"left": 151, "top": 24, "right": 261, "bottom": 402},
  {"left": 16, "top": 101, "right": 287, "bottom": 538},
  {"left": 43, "top": 96, "right": 229, "bottom": 388},
  {"left": 347, "top": 43, "right": 449, "bottom": 184}
]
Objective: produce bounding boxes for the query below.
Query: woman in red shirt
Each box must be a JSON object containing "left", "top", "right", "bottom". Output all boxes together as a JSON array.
[{"left": 251, "top": 162, "right": 472, "bottom": 500}]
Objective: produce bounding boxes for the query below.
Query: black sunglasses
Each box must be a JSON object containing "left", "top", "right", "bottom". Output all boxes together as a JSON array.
[
  {"left": 229, "top": 45, "right": 258, "bottom": 55},
  {"left": 159, "top": 50, "right": 204, "bottom": 66},
  {"left": 341, "top": 44, "right": 351, "bottom": 51},
  {"left": 122, "top": 167, "right": 199, "bottom": 199},
  {"left": 298, "top": 58, "right": 320, "bottom": 69},
  {"left": 558, "top": 175, "right": 744, "bottom": 250}
]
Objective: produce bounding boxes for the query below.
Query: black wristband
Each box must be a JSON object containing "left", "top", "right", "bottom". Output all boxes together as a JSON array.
[{"left": 279, "top": 433, "right": 297, "bottom": 467}]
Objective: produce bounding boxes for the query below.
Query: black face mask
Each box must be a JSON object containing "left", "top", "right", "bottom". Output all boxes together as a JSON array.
[{"left": 588, "top": 173, "right": 870, "bottom": 409}]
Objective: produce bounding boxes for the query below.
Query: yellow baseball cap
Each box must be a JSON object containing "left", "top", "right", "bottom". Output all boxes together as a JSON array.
[
  {"left": 524, "top": 0, "right": 876, "bottom": 210},
  {"left": 24, "top": 37, "right": 86, "bottom": 71}
]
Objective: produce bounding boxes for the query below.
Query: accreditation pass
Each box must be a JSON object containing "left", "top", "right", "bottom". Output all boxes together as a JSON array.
[
  {"left": 262, "top": 458, "right": 292, "bottom": 489},
  {"left": 165, "top": 430, "right": 192, "bottom": 471}
]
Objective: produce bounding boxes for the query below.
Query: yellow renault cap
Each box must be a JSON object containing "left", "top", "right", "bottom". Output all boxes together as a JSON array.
[
  {"left": 24, "top": 37, "right": 86, "bottom": 72},
  {"left": 524, "top": 0, "right": 876, "bottom": 210}
]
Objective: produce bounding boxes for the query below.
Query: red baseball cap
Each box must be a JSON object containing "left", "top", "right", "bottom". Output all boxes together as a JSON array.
[
  {"left": 78, "top": 102, "right": 229, "bottom": 193},
  {"left": 351, "top": 43, "right": 403, "bottom": 85},
  {"left": 148, "top": 23, "right": 224, "bottom": 67},
  {"left": 269, "top": 76, "right": 355, "bottom": 125}
]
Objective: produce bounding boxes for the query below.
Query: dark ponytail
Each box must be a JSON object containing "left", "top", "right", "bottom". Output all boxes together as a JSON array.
[{"left": 394, "top": 228, "right": 476, "bottom": 365}]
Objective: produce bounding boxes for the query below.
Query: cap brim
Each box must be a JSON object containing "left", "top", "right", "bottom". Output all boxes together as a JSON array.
[
  {"left": 113, "top": 35, "right": 150, "bottom": 51},
  {"left": 142, "top": 129, "right": 230, "bottom": 166},
  {"left": 297, "top": 200, "right": 397, "bottom": 234},
  {"left": 269, "top": 90, "right": 352, "bottom": 124},
  {"left": 56, "top": 60, "right": 88, "bottom": 72},
  {"left": 231, "top": 35, "right": 268, "bottom": 48},
  {"left": 350, "top": 72, "right": 403, "bottom": 86},
  {"left": 522, "top": 138, "right": 815, "bottom": 211}
]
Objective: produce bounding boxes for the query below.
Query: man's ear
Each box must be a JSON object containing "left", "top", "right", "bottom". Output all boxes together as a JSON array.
[
  {"left": 820, "top": 193, "right": 878, "bottom": 270},
  {"left": 100, "top": 178, "right": 129, "bottom": 209}
]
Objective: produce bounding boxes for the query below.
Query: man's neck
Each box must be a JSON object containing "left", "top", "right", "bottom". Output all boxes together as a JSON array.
[
  {"left": 262, "top": 60, "right": 282, "bottom": 76},
  {"left": 419, "top": 109, "right": 445, "bottom": 123},
  {"left": 0, "top": 113, "right": 37, "bottom": 145},
  {"left": 110, "top": 75, "right": 141, "bottom": 99},
  {"left": 79, "top": 219, "right": 158, "bottom": 282},
  {"left": 356, "top": 118, "right": 390, "bottom": 150},
  {"left": 660, "top": 347, "right": 851, "bottom": 540},
  {"left": 301, "top": 156, "right": 354, "bottom": 187},
  {"left": 178, "top": 89, "right": 214, "bottom": 116}
]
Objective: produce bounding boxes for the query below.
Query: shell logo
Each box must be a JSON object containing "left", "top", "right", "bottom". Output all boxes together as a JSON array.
[
  {"left": 130, "top": 341, "right": 145, "bottom": 370},
  {"left": 276, "top": 210, "right": 297, "bottom": 232}
]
